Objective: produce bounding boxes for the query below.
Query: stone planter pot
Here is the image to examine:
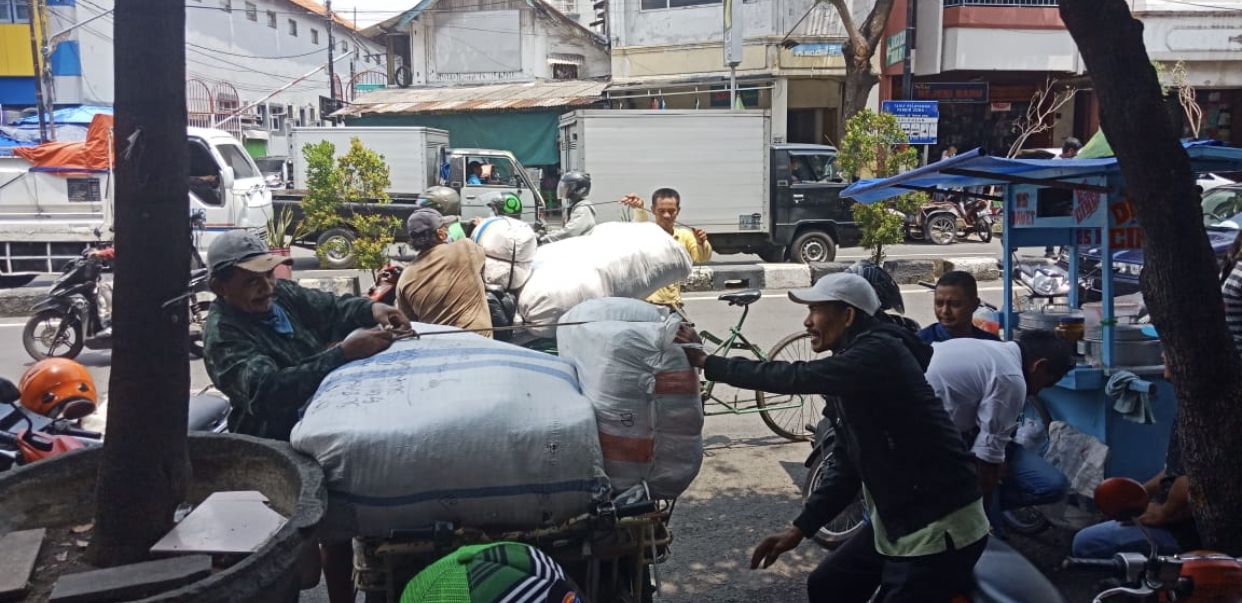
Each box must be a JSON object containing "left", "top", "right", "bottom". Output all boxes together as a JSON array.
[{"left": 0, "top": 433, "right": 325, "bottom": 603}]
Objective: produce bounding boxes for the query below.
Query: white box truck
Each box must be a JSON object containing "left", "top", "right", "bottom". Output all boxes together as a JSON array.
[
  {"left": 558, "top": 110, "right": 860, "bottom": 263},
  {"left": 0, "top": 127, "right": 273, "bottom": 275}
]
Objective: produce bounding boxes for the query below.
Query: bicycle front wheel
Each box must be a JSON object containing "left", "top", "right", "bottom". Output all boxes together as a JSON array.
[{"left": 756, "top": 331, "right": 826, "bottom": 441}]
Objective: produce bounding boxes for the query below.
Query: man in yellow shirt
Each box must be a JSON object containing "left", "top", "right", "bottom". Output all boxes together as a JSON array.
[{"left": 621, "top": 188, "right": 713, "bottom": 314}]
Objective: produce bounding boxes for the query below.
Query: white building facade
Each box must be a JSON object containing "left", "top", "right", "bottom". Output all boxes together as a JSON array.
[{"left": 605, "top": 0, "right": 864, "bottom": 145}]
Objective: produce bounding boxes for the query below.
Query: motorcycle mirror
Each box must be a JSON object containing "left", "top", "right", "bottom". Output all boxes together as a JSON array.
[
  {"left": 1095, "top": 477, "right": 1151, "bottom": 522},
  {"left": 0, "top": 379, "right": 19, "bottom": 405}
]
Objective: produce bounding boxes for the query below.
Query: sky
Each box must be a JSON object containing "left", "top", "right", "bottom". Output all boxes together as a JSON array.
[{"left": 332, "top": 0, "right": 413, "bottom": 28}]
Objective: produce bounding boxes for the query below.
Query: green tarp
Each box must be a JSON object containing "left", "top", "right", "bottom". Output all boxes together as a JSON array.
[
  {"left": 345, "top": 111, "right": 561, "bottom": 166},
  {"left": 1077, "top": 129, "right": 1113, "bottom": 159}
]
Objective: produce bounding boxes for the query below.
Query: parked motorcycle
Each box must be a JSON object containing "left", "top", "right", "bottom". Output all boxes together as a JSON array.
[
  {"left": 1064, "top": 477, "right": 1242, "bottom": 602},
  {"left": 20, "top": 248, "right": 212, "bottom": 361},
  {"left": 0, "top": 365, "right": 230, "bottom": 472}
]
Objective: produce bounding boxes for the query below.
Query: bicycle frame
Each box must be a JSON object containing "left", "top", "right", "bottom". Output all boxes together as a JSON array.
[{"left": 698, "top": 304, "right": 807, "bottom": 416}]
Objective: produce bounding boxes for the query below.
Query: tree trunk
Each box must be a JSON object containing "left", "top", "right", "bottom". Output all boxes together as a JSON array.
[
  {"left": 841, "top": 53, "right": 879, "bottom": 125},
  {"left": 1060, "top": 0, "right": 1242, "bottom": 553},
  {"left": 90, "top": 0, "right": 190, "bottom": 566}
]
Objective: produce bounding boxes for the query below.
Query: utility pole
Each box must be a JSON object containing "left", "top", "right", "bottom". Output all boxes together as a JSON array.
[
  {"left": 38, "top": 0, "right": 56, "bottom": 140},
  {"left": 326, "top": 0, "right": 335, "bottom": 98},
  {"left": 25, "top": 0, "right": 47, "bottom": 143},
  {"left": 901, "top": 0, "right": 916, "bottom": 100}
]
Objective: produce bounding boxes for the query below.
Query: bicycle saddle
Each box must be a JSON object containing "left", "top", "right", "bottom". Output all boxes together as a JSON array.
[{"left": 718, "top": 290, "right": 762, "bottom": 306}]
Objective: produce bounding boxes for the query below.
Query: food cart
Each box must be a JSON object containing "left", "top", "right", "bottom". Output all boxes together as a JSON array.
[{"left": 842, "top": 145, "right": 1242, "bottom": 480}]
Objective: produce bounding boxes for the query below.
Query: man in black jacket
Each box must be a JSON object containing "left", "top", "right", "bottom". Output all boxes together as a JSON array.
[{"left": 677, "top": 273, "right": 988, "bottom": 602}]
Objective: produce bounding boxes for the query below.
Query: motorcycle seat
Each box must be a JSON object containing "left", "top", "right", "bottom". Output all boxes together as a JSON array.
[
  {"left": 966, "top": 537, "right": 1068, "bottom": 603},
  {"left": 718, "top": 290, "right": 762, "bottom": 307},
  {"left": 187, "top": 392, "right": 230, "bottom": 433}
]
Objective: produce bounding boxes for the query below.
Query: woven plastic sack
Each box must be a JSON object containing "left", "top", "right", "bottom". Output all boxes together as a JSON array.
[
  {"left": 517, "top": 222, "right": 692, "bottom": 339},
  {"left": 1043, "top": 420, "right": 1110, "bottom": 499},
  {"left": 291, "top": 323, "right": 609, "bottom": 538},
  {"left": 471, "top": 216, "right": 537, "bottom": 291},
  {"left": 558, "top": 298, "right": 704, "bottom": 499}
]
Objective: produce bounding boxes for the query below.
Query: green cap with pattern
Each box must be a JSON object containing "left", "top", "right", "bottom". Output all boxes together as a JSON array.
[{"left": 400, "top": 542, "right": 583, "bottom": 603}]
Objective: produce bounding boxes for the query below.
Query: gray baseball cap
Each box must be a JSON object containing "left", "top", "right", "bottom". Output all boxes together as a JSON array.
[
  {"left": 788, "top": 273, "right": 881, "bottom": 315},
  {"left": 406, "top": 207, "right": 455, "bottom": 237},
  {"left": 207, "top": 229, "right": 293, "bottom": 275}
]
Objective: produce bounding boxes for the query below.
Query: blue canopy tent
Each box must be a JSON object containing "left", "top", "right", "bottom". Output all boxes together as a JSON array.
[{"left": 840, "top": 143, "right": 1242, "bottom": 480}]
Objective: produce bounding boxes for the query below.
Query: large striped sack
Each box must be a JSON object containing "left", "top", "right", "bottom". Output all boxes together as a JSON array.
[
  {"left": 291, "top": 323, "right": 610, "bottom": 538},
  {"left": 558, "top": 298, "right": 704, "bottom": 499}
]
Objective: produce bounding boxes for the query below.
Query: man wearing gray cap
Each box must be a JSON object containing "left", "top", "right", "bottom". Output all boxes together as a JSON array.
[
  {"left": 676, "top": 273, "right": 988, "bottom": 603},
  {"left": 203, "top": 229, "right": 410, "bottom": 441},
  {"left": 396, "top": 208, "right": 492, "bottom": 337}
]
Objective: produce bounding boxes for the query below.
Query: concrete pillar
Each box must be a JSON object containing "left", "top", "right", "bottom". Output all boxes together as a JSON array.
[{"left": 772, "top": 76, "right": 789, "bottom": 144}]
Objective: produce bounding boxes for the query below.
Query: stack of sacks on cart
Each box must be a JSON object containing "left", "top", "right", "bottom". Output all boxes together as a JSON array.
[{"left": 292, "top": 298, "right": 704, "bottom": 539}]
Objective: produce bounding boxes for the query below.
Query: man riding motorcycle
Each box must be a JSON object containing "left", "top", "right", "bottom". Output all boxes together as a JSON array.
[{"left": 538, "top": 171, "right": 595, "bottom": 244}]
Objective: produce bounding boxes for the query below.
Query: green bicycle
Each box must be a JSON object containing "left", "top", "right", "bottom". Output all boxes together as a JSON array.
[{"left": 697, "top": 289, "right": 825, "bottom": 441}]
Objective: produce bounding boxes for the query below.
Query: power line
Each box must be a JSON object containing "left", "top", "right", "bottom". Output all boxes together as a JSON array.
[{"left": 185, "top": 42, "right": 328, "bottom": 59}]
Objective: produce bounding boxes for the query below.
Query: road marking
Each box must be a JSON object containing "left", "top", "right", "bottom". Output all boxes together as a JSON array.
[{"left": 0, "top": 322, "right": 25, "bottom": 328}]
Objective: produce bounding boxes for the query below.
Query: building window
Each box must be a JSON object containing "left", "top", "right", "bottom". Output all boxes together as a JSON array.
[
  {"left": 640, "top": 0, "right": 721, "bottom": 8},
  {"left": 245, "top": 2, "right": 257, "bottom": 20},
  {"left": 552, "top": 64, "right": 579, "bottom": 80},
  {"left": 219, "top": 0, "right": 231, "bottom": 12},
  {"left": 0, "top": 0, "right": 31, "bottom": 23},
  {"left": 288, "top": 19, "right": 298, "bottom": 36},
  {"left": 311, "top": 28, "right": 319, "bottom": 44},
  {"left": 340, "top": 41, "right": 348, "bottom": 53},
  {"left": 266, "top": 10, "right": 276, "bottom": 27}
]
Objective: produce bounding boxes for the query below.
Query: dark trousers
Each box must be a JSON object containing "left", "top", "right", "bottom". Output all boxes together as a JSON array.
[{"left": 807, "top": 522, "right": 987, "bottom": 603}]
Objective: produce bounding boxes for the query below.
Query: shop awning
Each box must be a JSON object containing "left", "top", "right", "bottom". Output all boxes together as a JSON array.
[
  {"left": 842, "top": 143, "right": 1242, "bottom": 205},
  {"left": 547, "top": 53, "right": 584, "bottom": 66}
]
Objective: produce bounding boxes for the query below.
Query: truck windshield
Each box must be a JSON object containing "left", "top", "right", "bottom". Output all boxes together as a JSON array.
[
  {"left": 791, "top": 153, "right": 843, "bottom": 183},
  {"left": 217, "top": 144, "right": 260, "bottom": 180}
]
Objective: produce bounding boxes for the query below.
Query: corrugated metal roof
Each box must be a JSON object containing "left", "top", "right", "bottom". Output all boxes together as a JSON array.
[{"left": 335, "top": 80, "right": 608, "bottom": 116}]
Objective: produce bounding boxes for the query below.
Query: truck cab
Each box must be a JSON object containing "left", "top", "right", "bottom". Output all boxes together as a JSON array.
[
  {"left": 768, "top": 144, "right": 860, "bottom": 263},
  {"left": 187, "top": 128, "right": 274, "bottom": 247},
  {"left": 443, "top": 149, "right": 545, "bottom": 222}
]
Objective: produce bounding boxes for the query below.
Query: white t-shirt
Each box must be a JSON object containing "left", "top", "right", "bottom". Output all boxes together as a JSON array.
[{"left": 925, "top": 338, "right": 1027, "bottom": 464}]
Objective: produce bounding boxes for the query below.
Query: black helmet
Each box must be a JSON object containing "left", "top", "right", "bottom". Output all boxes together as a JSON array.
[
  {"left": 845, "top": 260, "right": 905, "bottom": 315},
  {"left": 557, "top": 171, "right": 591, "bottom": 203},
  {"left": 479, "top": 191, "right": 523, "bottom": 217}
]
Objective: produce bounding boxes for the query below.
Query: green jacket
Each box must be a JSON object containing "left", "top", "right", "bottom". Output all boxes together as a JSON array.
[{"left": 203, "top": 279, "right": 376, "bottom": 440}]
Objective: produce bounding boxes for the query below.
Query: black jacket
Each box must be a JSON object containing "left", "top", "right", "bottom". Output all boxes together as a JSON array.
[{"left": 703, "top": 322, "right": 981, "bottom": 543}]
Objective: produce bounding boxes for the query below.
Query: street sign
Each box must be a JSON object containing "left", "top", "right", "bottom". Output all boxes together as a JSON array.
[
  {"left": 885, "top": 31, "right": 906, "bottom": 68},
  {"left": 723, "top": 0, "right": 743, "bottom": 66},
  {"left": 881, "top": 100, "right": 939, "bottom": 145}
]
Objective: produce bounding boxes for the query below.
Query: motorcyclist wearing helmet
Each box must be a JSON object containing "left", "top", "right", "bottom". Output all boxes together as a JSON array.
[
  {"left": 538, "top": 171, "right": 595, "bottom": 244},
  {"left": 418, "top": 186, "right": 468, "bottom": 242},
  {"left": 19, "top": 358, "right": 98, "bottom": 420},
  {"left": 845, "top": 260, "right": 920, "bottom": 333}
]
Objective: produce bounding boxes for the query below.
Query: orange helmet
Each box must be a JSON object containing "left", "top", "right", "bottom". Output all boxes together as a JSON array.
[{"left": 18, "top": 359, "right": 97, "bottom": 420}]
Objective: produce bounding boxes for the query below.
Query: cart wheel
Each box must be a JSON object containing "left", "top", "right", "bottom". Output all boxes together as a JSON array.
[
  {"left": 756, "top": 332, "right": 825, "bottom": 441},
  {"left": 926, "top": 214, "right": 957, "bottom": 245},
  {"left": 975, "top": 219, "right": 993, "bottom": 243}
]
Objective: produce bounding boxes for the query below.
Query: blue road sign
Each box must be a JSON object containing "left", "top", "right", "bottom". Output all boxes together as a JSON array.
[{"left": 881, "top": 100, "right": 939, "bottom": 145}]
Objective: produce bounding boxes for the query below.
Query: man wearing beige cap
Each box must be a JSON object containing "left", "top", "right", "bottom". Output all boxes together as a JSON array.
[
  {"left": 203, "top": 229, "right": 410, "bottom": 442},
  {"left": 676, "top": 273, "right": 988, "bottom": 603}
]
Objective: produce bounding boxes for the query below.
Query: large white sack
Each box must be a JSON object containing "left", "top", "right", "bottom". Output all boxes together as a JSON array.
[
  {"left": 472, "top": 216, "right": 536, "bottom": 290},
  {"left": 518, "top": 222, "right": 692, "bottom": 338},
  {"left": 559, "top": 298, "right": 704, "bottom": 499},
  {"left": 290, "top": 323, "right": 610, "bottom": 538}
]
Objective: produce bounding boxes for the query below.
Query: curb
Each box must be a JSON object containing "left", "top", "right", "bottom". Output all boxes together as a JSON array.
[{"left": 0, "top": 290, "right": 41, "bottom": 320}]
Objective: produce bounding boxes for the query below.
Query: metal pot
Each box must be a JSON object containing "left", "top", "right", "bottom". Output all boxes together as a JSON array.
[
  {"left": 1018, "top": 308, "right": 1084, "bottom": 333},
  {"left": 1084, "top": 324, "right": 1163, "bottom": 367}
]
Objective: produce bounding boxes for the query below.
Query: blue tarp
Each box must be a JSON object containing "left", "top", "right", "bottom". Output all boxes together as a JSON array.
[
  {"left": 0, "top": 134, "right": 35, "bottom": 155},
  {"left": 13, "top": 105, "right": 113, "bottom": 126},
  {"left": 842, "top": 143, "right": 1242, "bottom": 205}
]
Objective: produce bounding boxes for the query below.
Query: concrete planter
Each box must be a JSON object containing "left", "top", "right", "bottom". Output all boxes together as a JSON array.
[{"left": 0, "top": 433, "right": 326, "bottom": 603}]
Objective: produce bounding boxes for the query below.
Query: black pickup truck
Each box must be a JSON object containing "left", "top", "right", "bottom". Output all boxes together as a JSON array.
[{"left": 271, "top": 193, "right": 425, "bottom": 269}]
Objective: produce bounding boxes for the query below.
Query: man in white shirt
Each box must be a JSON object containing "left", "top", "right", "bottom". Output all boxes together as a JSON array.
[{"left": 924, "top": 330, "right": 1075, "bottom": 518}]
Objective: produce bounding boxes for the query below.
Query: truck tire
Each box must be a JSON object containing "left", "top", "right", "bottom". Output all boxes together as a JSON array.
[
  {"left": 317, "top": 227, "right": 358, "bottom": 269},
  {"left": 791, "top": 230, "right": 837, "bottom": 264}
]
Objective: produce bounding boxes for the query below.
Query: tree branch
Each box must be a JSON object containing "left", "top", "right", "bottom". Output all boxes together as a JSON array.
[
  {"left": 862, "top": 0, "right": 899, "bottom": 49},
  {"left": 827, "top": 0, "right": 866, "bottom": 50}
]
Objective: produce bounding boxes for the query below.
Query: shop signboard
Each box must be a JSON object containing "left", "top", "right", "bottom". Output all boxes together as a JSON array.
[
  {"left": 913, "top": 82, "right": 989, "bottom": 103},
  {"left": 885, "top": 31, "right": 905, "bottom": 67}
]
